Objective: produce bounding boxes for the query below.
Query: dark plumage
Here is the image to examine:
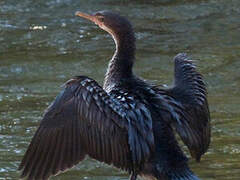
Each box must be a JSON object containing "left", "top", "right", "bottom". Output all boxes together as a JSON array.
[{"left": 19, "top": 10, "right": 211, "bottom": 180}]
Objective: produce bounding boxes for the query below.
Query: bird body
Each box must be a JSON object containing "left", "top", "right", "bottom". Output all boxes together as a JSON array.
[{"left": 19, "top": 11, "right": 210, "bottom": 180}]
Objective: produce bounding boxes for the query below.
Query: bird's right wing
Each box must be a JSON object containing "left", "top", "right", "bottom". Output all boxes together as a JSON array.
[{"left": 19, "top": 76, "right": 154, "bottom": 180}]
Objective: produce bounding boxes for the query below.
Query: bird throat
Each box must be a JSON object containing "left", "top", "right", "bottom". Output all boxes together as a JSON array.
[{"left": 103, "top": 29, "right": 136, "bottom": 91}]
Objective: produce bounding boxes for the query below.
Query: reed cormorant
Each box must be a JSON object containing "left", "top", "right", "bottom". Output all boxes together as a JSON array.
[{"left": 19, "top": 11, "right": 211, "bottom": 180}]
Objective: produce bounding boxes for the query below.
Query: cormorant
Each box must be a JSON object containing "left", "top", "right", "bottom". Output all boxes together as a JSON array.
[{"left": 19, "top": 11, "right": 211, "bottom": 180}]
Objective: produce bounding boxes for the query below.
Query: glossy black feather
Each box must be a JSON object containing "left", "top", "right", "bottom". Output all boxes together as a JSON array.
[
  {"left": 19, "top": 76, "right": 155, "bottom": 179},
  {"left": 163, "top": 53, "right": 211, "bottom": 161}
]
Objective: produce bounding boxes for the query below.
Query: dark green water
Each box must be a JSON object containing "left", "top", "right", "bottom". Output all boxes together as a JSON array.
[{"left": 0, "top": 0, "right": 240, "bottom": 179}]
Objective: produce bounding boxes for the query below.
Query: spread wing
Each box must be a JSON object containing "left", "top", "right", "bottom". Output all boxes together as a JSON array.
[
  {"left": 19, "top": 76, "right": 154, "bottom": 180},
  {"left": 156, "top": 53, "right": 211, "bottom": 161}
]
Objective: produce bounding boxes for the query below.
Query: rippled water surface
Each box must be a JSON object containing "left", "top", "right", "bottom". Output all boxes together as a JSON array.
[{"left": 1, "top": 0, "right": 240, "bottom": 179}]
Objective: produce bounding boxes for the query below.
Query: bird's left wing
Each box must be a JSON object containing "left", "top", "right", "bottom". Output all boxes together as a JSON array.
[
  {"left": 154, "top": 53, "right": 210, "bottom": 162},
  {"left": 19, "top": 76, "right": 154, "bottom": 180}
]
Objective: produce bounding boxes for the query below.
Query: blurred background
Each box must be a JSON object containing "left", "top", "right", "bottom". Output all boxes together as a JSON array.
[{"left": 0, "top": 0, "right": 240, "bottom": 179}]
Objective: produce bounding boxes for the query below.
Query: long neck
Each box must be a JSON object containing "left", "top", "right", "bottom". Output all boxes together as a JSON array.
[{"left": 103, "top": 29, "right": 135, "bottom": 90}]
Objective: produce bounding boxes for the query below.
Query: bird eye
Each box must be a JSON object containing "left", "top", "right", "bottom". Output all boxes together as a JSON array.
[{"left": 98, "top": 17, "right": 104, "bottom": 22}]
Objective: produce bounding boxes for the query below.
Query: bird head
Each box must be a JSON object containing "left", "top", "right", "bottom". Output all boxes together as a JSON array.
[{"left": 75, "top": 10, "right": 132, "bottom": 37}]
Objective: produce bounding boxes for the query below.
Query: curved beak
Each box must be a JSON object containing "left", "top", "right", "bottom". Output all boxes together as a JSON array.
[{"left": 75, "top": 11, "right": 98, "bottom": 24}]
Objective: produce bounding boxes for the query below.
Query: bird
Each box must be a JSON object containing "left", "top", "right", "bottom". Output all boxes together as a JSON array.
[{"left": 18, "top": 10, "right": 211, "bottom": 180}]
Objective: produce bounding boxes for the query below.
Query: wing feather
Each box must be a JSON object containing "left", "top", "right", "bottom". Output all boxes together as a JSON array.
[
  {"left": 19, "top": 76, "right": 154, "bottom": 179},
  {"left": 162, "top": 53, "right": 211, "bottom": 161}
]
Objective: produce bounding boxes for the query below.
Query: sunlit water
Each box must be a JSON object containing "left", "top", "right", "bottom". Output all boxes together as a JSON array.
[{"left": 0, "top": 0, "right": 240, "bottom": 179}]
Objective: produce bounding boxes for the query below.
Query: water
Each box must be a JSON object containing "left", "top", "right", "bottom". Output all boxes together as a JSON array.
[{"left": 1, "top": 0, "right": 240, "bottom": 179}]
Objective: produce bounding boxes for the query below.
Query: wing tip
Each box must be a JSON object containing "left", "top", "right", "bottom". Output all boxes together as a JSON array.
[
  {"left": 191, "top": 151, "right": 201, "bottom": 162},
  {"left": 18, "top": 164, "right": 23, "bottom": 171},
  {"left": 174, "top": 53, "right": 189, "bottom": 61}
]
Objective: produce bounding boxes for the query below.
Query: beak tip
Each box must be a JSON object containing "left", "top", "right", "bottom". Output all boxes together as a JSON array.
[
  {"left": 75, "top": 11, "right": 80, "bottom": 16},
  {"left": 75, "top": 11, "right": 96, "bottom": 23}
]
